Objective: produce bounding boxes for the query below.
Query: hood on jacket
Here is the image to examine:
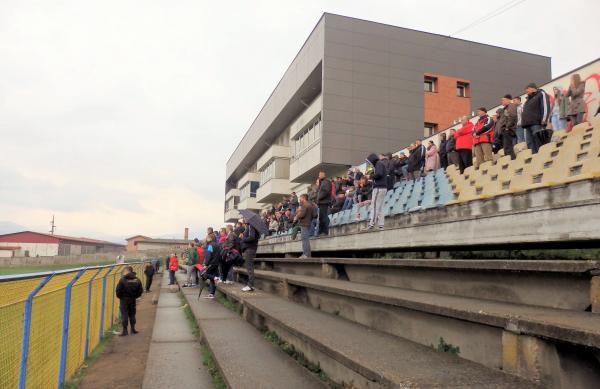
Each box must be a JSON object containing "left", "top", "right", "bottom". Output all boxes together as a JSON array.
[
  {"left": 124, "top": 271, "right": 137, "bottom": 279},
  {"left": 365, "top": 153, "right": 379, "bottom": 166}
]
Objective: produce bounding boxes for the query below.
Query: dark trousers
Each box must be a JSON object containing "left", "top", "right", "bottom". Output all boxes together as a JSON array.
[
  {"left": 220, "top": 259, "right": 233, "bottom": 283},
  {"left": 502, "top": 132, "right": 516, "bottom": 159},
  {"left": 318, "top": 204, "right": 329, "bottom": 235},
  {"left": 145, "top": 274, "right": 153, "bottom": 292},
  {"left": 120, "top": 299, "right": 136, "bottom": 330},
  {"left": 169, "top": 270, "right": 175, "bottom": 285},
  {"left": 440, "top": 153, "right": 448, "bottom": 169},
  {"left": 457, "top": 149, "right": 472, "bottom": 174},
  {"left": 243, "top": 248, "right": 256, "bottom": 287}
]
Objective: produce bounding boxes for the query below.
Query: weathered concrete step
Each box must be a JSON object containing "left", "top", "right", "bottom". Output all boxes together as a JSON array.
[
  {"left": 175, "top": 273, "right": 326, "bottom": 389},
  {"left": 237, "top": 268, "right": 600, "bottom": 349},
  {"left": 217, "top": 282, "right": 536, "bottom": 388},
  {"left": 253, "top": 257, "right": 600, "bottom": 311},
  {"left": 143, "top": 271, "right": 213, "bottom": 389}
]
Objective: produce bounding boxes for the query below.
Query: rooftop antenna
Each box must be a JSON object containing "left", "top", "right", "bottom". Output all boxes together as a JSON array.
[{"left": 50, "top": 215, "right": 57, "bottom": 235}]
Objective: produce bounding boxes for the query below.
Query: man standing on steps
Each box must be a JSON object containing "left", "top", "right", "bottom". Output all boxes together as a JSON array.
[
  {"left": 316, "top": 170, "right": 332, "bottom": 236},
  {"left": 116, "top": 265, "right": 143, "bottom": 336},
  {"left": 366, "top": 153, "right": 387, "bottom": 230},
  {"left": 241, "top": 219, "right": 259, "bottom": 292},
  {"left": 294, "top": 194, "right": 314, "bottom": 259}
]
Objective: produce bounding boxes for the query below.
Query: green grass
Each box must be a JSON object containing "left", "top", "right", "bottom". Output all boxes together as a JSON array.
[
  {"left": 216, "top": 294, "right": 242, "bottom": 314},
  {"left": 431, "top": 337, "right": 460, "bottom": 356},
  {"left": 0, "top": 261, "right": 116, "bottom": 275},
  {"left": 63, "top": 323, "right": 118, "bottom": 389},
  {"left": 261, "top": 328, "right": 341, "bottom": 388},
  {"left": 179, "top": 293, "right": 227, "bottom": 389}
]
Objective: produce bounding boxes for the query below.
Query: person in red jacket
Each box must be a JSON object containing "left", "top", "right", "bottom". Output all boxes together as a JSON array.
[
  {"left": 454, "top": 116, "right": 474, "bottom": 173},
  {"left": 168, "top": 253, "right": 179, "bottom": 285},
  {"left": 472, "top": 107, "right": 495, "bottom": 169}
]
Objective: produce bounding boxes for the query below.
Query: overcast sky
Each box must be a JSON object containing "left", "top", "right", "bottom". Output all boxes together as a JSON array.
[{"left": 1, "top": 0, "right": 598, "bottom": 242}]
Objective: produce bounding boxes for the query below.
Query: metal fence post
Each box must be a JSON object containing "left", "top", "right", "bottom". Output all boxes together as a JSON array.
[
  {"left": 84, "top": 268, "right": 103, "bottom": 359},
  {"left": 110, "top": 267, "right": 120, "bottom": 326},
  {"left": 57, "top": 268, "right": 85, "bottom": 389},
  {"left": 99, "top": 265, "right": 115, "bottom": 339},
  {"left": 18, "top": 273, "right": 54, "bottom": 389}
]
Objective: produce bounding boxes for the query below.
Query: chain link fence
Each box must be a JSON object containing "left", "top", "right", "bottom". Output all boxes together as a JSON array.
[{"left": 0, "top": 261, "right": 148, "bottom": 389}]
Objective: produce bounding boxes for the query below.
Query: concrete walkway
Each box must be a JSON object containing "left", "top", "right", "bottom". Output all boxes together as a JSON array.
[{"left": 142, "top": 272, "right": 212, "bottom": 389}]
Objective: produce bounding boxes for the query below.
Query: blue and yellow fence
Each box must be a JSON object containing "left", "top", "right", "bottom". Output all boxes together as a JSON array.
[{"left": 0, "top": 262, "right": 149, "bottom": 389}]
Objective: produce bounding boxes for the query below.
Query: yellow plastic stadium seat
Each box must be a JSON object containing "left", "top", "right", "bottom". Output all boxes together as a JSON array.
[
  {"left": 570, "top": 122, "right": 593, "bottom": 138},
  {"left": 514, "top": 142, "right": 528, "bottom": 154}
]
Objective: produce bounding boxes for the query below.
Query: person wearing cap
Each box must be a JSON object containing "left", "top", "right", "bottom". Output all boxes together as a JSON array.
[
  {"left": 472, "top": 107, "right": 494, "bottom": 169},
  {"left": 496, "top": 94, "right": 518, "bottom": 159},
  {"left": 521, "top": 83, "right": 551, "bottom": 154}
]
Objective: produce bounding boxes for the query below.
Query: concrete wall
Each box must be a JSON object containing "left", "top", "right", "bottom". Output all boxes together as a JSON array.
[
  {"left": 0, "top": 242, "right": 59, "bottom": 257},
  {"left": 0, "top": 249, "right": 173, "bottom": 268},
  {"left": 321, "top": 13, "right": 551, "bottom": 167}
]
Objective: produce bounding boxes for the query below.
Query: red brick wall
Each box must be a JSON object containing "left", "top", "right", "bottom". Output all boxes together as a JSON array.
[{"left": 423, "top": 73, "right": 471, "bottom": 133}]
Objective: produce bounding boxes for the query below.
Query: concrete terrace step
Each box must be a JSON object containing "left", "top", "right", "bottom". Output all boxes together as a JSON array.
[
  {"left": 217, "top": 282, "right": 535, "bottom": 388},
  {"left": 253, "top": 257, "right": 600, "bottom": 311},
  {"left": 175, "top": 273, "right": 326, "bottom": 389},
  {"left": 237, "top": 268, "right": 600, "bottom": 349},
  {"left": 143, "top": 272, "right": 213, "bottom": 389}
]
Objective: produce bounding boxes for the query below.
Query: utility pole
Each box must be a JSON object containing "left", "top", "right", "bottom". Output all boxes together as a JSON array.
[{"left": 50, "top": 215, "right": 57, "bottom": 235}]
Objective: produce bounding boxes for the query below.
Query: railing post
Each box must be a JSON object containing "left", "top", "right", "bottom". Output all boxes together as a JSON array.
[
  {"left": 18, "top": 273, "right": 54, "bottom": 389},
  {"left": 110, "top": 267, "right": 120, "bottom": 325},
  {"left": 58, "top": 268, "right": 85, "bottom": 389},
  {"left": 99, "top": 265, "right": 115, "bottom": 339},
  {"left": 84, "top": 268, "right": 103, "bottom": 359}
]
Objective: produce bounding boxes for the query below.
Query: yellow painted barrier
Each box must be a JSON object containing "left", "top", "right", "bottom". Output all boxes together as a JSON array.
[{"left": 0, "top": 261, "right": 152, "bottom": 389}]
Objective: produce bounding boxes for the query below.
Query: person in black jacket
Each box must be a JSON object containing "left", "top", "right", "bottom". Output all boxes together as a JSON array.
[
  {"left": 241, "top": 222, "right": 259, "bottom": 292},
  {"left": 115, "top": 266, "right": 143, "bottom": 336},
  {"left": 438, "top": 133, "right": 448, "bottom": 169},
  {"left": 521, "top": 83, "right": 551, "bottom": 154},
  {"left": 316, "top": 171, "right": 332, "bottom": 235},
  {"left": 366, "top": 153, "right": 387, "bottom": 230},
  {"left": 407, "top": 141, "right": 426, "bottom": 180},
  {"left": 143, "top": 263, "right": 155, "bottom": 293},
  {"left": 200, "top": 233, "right": 221, "bottom": 298}
]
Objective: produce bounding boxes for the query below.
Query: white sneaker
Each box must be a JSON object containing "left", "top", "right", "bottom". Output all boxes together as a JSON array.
[
  {"left": 202, "top": 294, "right": 215, "bottom": 299},
  {"left": 241, "top": 285, "right": 254, "bottom": 292},
  {"left": 214, "top": 277, "right": 221, "bottom": 284},
  {"left": 298, "top": 255, "right": 309, "bottom": 259},
  {"left": 224, "top": 280, "right": 233, "bottom": 285}
]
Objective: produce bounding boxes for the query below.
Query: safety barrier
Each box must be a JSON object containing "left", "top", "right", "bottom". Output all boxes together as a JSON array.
[{"left": 0, "top": 261, "right": 149, "bottom": 389}]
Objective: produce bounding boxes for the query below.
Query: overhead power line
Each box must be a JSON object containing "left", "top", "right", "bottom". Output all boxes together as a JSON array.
[{"left": 448, "top": 0, "right": 528, "bottom": 38}]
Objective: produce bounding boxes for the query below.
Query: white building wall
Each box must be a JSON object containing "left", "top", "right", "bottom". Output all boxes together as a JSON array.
[{"left": 0, "top": 242, "right": 60, "bottom": 257}]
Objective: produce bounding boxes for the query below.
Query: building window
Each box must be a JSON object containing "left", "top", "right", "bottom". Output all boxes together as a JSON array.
[
  {"left": 260, "top": 160, "right": 275, "bottom": 185},
  {"left": 293, "top": 116, "right": 322, "bottom": 158},
  {"left": 240, "top": 181, "right": 259, "bottom": 201},
  {"left": 424, "top": 76, "right": 437, "bottom": 92},
  {"left": 424, "top": 122, "right": 438, "bottom": 137},
  {"left": 457, "top": 82, "right": 469, "bottom": 97}
]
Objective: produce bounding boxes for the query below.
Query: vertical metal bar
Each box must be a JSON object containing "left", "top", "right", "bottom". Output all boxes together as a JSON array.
[
  {"left": 115, "top": 267, "right": 127, "bottom": 327},
  {"left": 57, "top": 268, "right": 85, "bottom": 389},
  {"left": 18, "top": 273, "right": 54, "bottom": 389},
  {"left": 84, "top": 268, "right": 103, "bottom": 359},
  {"left": 110, "top": 267, "right": 119, "bottom": 326},
  {"left": 98, "top": 265, "right": 115, "bottom": 339}
]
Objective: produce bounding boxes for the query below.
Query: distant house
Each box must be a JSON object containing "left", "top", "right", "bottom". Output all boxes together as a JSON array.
[
  {"left": 0, "top": 231, "right": 125, "bottom": 257},
  {"left": 125, "top": 235, "right": 151, "bottom": 252},
  {"left": 134, "top": 238, "right": 192, "bottom": 252}
]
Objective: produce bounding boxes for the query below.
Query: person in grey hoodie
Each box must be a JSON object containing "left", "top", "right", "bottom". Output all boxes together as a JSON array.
[{"left": 366, "top": 153, "right": 387, "bottom": 230}]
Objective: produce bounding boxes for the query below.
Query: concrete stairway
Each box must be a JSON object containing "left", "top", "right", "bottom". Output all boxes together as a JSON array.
[
  {"left": 175, "top": 272, "right": 326, "bottom": 389},
  {"left": 142, "top": 271, "right": 213, "bottom": 389},
  {"left": 217, "top": 282, "right": 535, "bottom": 388},
  {"left": 231, "top": 258, "right": 600, "bottom": 389}
]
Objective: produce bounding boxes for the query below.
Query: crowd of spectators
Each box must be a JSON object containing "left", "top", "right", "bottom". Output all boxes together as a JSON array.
[{"left": 257, "top": 75, "right": 593, "bottom": 237}]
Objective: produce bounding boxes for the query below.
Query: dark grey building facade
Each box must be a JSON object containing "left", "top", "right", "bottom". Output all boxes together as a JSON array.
[{"left": 224, "top": 13, "right": 551, "bottom": 221}]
